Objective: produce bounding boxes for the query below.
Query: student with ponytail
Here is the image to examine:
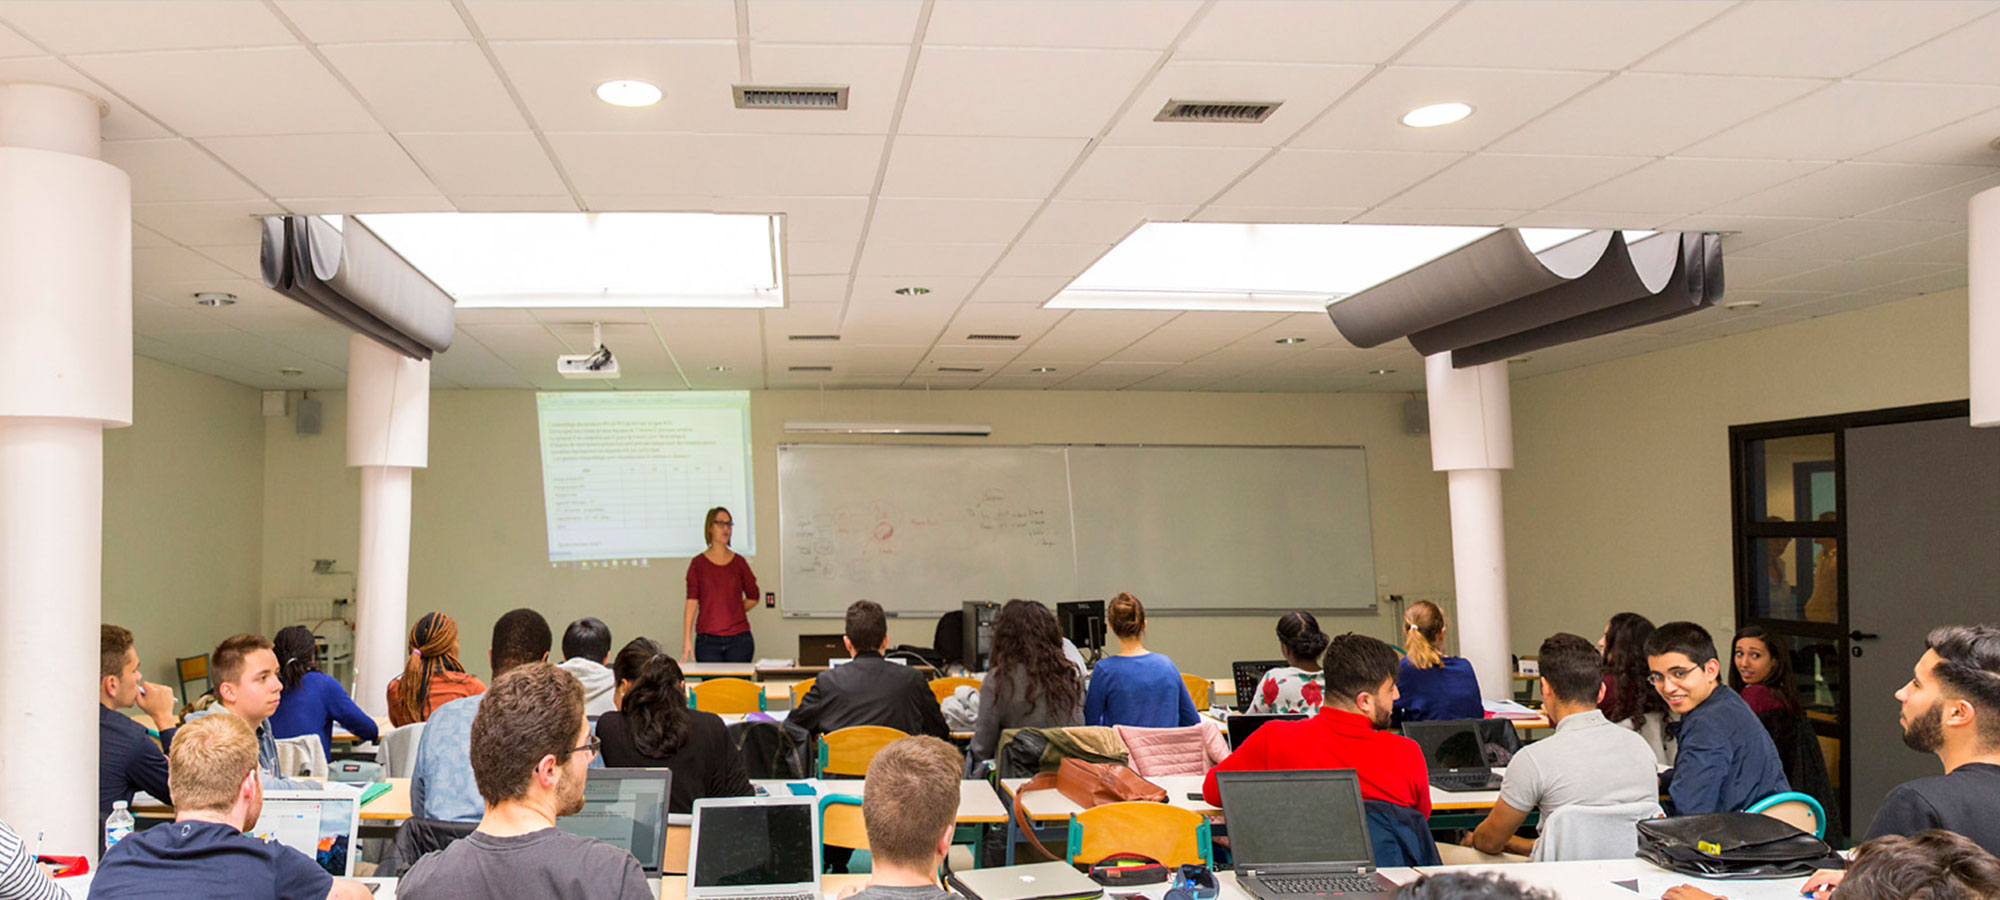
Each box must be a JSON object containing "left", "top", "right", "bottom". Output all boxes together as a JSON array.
[
  {"left": 1392, "top": 600, "right": 1483, "bottom": 725},
  {"left": 596, "top": 653, "right": 752, "bottom": 814},
  {"left": 1248, "top": 611, "right": 1329, "bottom": 714},
  {"left": 268, "top": 624, "right": 379, "bottom": 756},
  {"left": 387, "top": 612, "right": 486, "bottom": 727}
]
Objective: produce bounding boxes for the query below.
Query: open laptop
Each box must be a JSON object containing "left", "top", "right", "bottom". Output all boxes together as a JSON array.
[
  {"left": 1215, "top": 770, "right": 1397, "bottom": 899},
  {"left": 1402, "top": 720, "right": 1503, "bottom": 791},
  {"left": 950, "top": 860, "right": 1103, "bottom": 900},
  {"left": 1231, "top": 660, "right": 1287, "bottom": 712},
  {"left": 798, "top": 634, "right": 846, "bottom": 668},
  {"left": 687, "top": 795, "right": 820, "bottom": 900},
  {"left": 250, "top": 788, "right": 362, "bottom": 877},
  {"left": 555, "top": 767, "right": 672, "bottom": 875},
  {"left": 1226, "top": 713, "right": 1306, "bottom": 749}
]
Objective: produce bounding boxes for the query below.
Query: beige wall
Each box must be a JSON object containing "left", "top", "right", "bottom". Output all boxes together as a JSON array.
[
  {"left": 103, "top": 357, "right": 266, "bottom": 689},
  {"left": 1505, "top": 288, "right": 1970, "bottom": 653},
  {"left": 258, "top": 388, "right": 1456, "bottom": 682}
]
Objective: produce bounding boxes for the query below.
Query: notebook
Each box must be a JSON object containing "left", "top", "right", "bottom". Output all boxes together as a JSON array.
[
  {"left": 555, "top": 767, "right": 673, "bottom": 875},
  {"left": 1226, "top": 713, "right": 1306, "bottom": 749},
  {"left": 251, "top": 788, "right": 362, "bottom": 877},
  {"left": 1401, "top": 720, "right": 1503, "bottom": 791},
  {"left": 687, "top": 795, "right": 820, "bottom": 900},
  {"left": 1231, "top": 660, "right": 1288, "bottom": 712},
  {"left": 949, "top": 860, "right": 1104, "bottom": 900},
  {"left": 1215, "top": 769, "right": 1397, "bottom": 900}
]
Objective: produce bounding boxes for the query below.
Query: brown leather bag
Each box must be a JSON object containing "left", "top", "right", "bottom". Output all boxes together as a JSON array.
[{"left": 1009, "top": 758, "right": 1167, "bottom": 861}]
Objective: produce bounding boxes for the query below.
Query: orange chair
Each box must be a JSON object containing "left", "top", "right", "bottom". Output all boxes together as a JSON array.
[
  {"left": 929, "top": 676, "right": 981, "bottom": 705},
  {"left": 817, "top": 725, "right": 907, "bottom": 777},
  {"left": 790, "top": 677, "right": 816, "bottom": 707},
  {"left": 663, "top": 824, "right": 692, "bottom": 874},
  {"left": 688, "top": 677, "right": 765, "bottom": 713},
  {"left": 819, "top": 794, "right": 869, "bottom": 850},
  {"left": 1181, "top": 673, "right": 1212, "bottom": 710},
  {"left": 1067, "top": 802, "right": 1212, "bottom": 867}
]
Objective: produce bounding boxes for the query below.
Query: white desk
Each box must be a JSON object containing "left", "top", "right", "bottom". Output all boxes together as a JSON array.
[{"left": 754, "top": 778, "right": 1009, "bottom": 824}]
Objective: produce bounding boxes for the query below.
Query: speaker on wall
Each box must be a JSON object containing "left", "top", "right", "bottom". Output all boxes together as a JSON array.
[
  {"left": 1403, "top": 395, "right": 1429, "bottom": 436},
  {"left": 296, "top": 396, "right": 322, "bottom": 436}
]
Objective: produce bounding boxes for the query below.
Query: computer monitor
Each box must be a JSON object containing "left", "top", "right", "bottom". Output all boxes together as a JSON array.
[
  {"left": 555, "top": 767, "right": 672, "bottom": 876},
  {"left": 1056, "top": 600, "right": 1105, "bottom": 654},
  {"left": 961, "top": 601, "right": 999, "bottom": 671},
  {"left": 251, "top": 789, "right": 362, "bottom": 877}
]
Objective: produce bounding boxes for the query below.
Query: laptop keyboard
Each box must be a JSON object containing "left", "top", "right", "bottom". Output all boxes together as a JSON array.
[
  {"left": 723, "top": 893, "right": 815, "bottom": 900},
  {"left": 1431, "top": 772, "right": 1496, "bottom": 786},
  {"left": 1263, "top": 875, "right": 1385, "bottom": 894}
]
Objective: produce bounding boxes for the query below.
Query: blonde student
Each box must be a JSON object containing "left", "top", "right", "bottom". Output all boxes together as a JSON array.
[{"left": 1392, "top": 600, "right": 1483, "bottom": 725}]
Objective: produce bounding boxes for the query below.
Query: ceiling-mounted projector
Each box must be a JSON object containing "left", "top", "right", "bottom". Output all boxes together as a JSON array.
[{"left": 558, "top": 322, "right": 620, "bottom": 379}]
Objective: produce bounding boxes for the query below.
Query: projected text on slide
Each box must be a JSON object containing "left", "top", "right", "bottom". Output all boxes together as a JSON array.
[{"left": 536, "top": 391, "right": 754, "bottom": 562}]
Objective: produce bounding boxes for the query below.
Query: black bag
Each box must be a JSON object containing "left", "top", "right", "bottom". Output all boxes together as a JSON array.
[{"left": 1636, "top": 813, "right": 1843, "bottom": 879}]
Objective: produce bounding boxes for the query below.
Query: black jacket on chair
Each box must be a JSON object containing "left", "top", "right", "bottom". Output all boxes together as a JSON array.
[{"left": 785, "top": 652, "right": 950, "bottom": 749}]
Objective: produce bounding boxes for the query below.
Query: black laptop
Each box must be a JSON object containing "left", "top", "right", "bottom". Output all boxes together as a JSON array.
[
  {"left": 797, "top": 634, "right": 845, "bottom": 668},
  {"left": 1226, "top": 713, "right": 1306, "bottom": 749},
  {"left": 1231, "top": 660, "right": 1287, "bottom": 712},
  {"left": 1402, "top": 720, "right": 1503, "bottom": 791},
  {"left": 1215, "top": 770, "right": 1398, "bottom": 899}
]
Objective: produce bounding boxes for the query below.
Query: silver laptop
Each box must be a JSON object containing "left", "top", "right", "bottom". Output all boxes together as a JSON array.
[
  {"left": 687, "top": 795, "right": 821, "bottom": 900},
  {"left": 1215, "top": 770, "right": 1397, "bottom": 900},
  {"left": 949, "top": 860, "right": 1103, "bottom": 900},
  {"left": 1401, "top": 720, "right": 1503, "bottom": 792},
  {"left": 249, "top": 788, "right": 362, "bottom": 877},
  {"left": 556, "top": 767, "right": 673, "bottom": 875}
]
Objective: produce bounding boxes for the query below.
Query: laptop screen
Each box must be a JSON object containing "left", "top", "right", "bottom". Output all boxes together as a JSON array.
[
  {"left": 692, "top": 801, "right": 816, "bottom": 888},
  {"left": 1226, "top": 713, "right": 1305, "bottom": 749},
  {"left": 1216, "top": 770, "right": 1373, "bottom": 869},
  {"left": 556, "top": 768, "right": 671, "bottom": 873},
  {"left": 1402, "top": 721, "right": 1487, "bottom": 770},
  {"left": 249, "top": 792, "right": 358, "bottom": 877}
]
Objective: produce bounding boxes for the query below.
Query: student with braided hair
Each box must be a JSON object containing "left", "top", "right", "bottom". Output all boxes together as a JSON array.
[{"left": 387, "top": 612, "right": 486, "bottom": 727}]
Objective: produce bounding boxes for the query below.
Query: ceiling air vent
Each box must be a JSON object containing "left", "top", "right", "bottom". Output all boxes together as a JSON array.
[
  {"left": 936, "top": 366, "right": 984, "bottom": 374},
  {"left": 734, "top": 85, "right": 849, "bottom": 110},
  {"left": 1154, "top": 99, "right": 1282, "bottom": 124},
  {"left": 788, "top": 334, "right": 841, "bottom": 342},
  {"left": 964, "top": 334, "right": 1020, "bottom": 342},
  {"left": 788, "top": 365, "right": 833, "bottom": 372}
]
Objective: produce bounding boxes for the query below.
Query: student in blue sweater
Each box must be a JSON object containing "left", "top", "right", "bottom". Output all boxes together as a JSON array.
[
  {"left": 1083, "top": 593, "right": 1201, "bottom": 728},
  {"left": 267, "top": 625, "right": 380, "bottom": 756},
  {"left": 1646, "top": 621, "right": 1788, "bottom": 815},
  {"left": 1392, "top": 600, "right": 1485, "bottom": 725}
]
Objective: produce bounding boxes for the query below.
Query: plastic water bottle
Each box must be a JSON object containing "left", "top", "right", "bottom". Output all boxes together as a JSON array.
[{"left": 104, "top": 800, "right": 135, "bottom": 848}]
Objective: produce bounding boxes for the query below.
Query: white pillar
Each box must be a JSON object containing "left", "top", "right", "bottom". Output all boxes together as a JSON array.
[
  {"left": 0, "top": 83, "right": 128, "bottom": 859},
  {"left": 346, "top": 335, "right": 429, "bottom": 716},
  {"left": 1970, "top": 185, "right": 2000, "bottom": 428},
  {"left": 1424, "top": 352, "right": 1514, "bottom": 701}
]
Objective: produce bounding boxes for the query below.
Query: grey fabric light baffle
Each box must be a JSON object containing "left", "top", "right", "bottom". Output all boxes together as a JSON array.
[{"left": 260, "top": 215, "right": 455, "bottom": 360}]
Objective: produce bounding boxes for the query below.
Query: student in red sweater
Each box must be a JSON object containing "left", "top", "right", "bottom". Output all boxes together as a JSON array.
[{"left": 1202, "top": 632, "right": 1430, "bottom": 816}]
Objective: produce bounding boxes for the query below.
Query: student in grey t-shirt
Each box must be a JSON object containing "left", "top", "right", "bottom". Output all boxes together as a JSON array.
[
  {"left": 834, "top": 736, "right": 970, "bottom": 900},
  {"left": 1464, "top": 634, "right": 1659, "bottom": 858}
]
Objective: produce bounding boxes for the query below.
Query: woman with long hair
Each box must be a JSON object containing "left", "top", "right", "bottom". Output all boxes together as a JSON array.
[
  {"left": 267, "top": 625, "right": 380, "bottom": 756},
  {"left": 1082, "top": 593, "right": 1201, "bottom": 728},
  {"left": 1392, "top": 600, "right": 1483, "bottom": 725},
  {"left": 1730, "top": 624, "right": 1844, "bottom": 846},
  {"left": 968, "top": 599, "right": 1086, "bottom": 762},
  {"left": 595, "top": 653, "right": 752, "bottom": 813},
  {"left": 612, "top": 636, "right": 664, "bottom": 710},
  {"left": 1599, "top": 612, "right": 1674, "bottom": 766},
  {"left": 386, "top": 612, "right": 485, "bottom": 727},
  {"left": 1248, "top": 611, "right": 1329, "bottom": 714}
]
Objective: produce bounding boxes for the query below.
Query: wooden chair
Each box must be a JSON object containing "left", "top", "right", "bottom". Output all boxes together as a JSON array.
[
  {"left": 790, "top": 677, "right": 816, "bottom": 707},
  {"left": 1181, "top": 673, "right": 1211, "bottom": 710},
  {"left": 929, "top": 676, "right": 981, "bottom": 705},
  {"left": 689, "top": 677, "right": 765, "bottom": 713},
  {"left": 1067, "top": 802, "right": 1211, "bottom": 867},
  {"left": 1746, "top": 791, "right": 1826, "bottom": 840},
  {"left": 177, "top": 655, "right": 209, "bottom": 701},
  {"left": 819, "top": 794, "right": 869, "bottom": 850},
  {"left": 663, "top": 824, "right": 692, "bottom": 874},
  {"left": 816, "top": 725, "right": 907, "bottom": 777}
]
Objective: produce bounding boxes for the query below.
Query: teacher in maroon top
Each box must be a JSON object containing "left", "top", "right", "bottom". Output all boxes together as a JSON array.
[{"left": 683, "top": 507, "right": 760, "bottom": 663}]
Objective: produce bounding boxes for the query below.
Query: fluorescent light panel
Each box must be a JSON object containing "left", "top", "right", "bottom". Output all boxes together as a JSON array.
[{"left": 358, "top": 212, "right": 785, "bottom": 309}]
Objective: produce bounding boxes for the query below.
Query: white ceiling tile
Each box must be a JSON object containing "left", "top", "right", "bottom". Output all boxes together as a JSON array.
[
  {"left": 867, "top": 198, "right": 1041, "bottom": 245},
  {"left": 1490, "top": 73, "right": 1825, "bottom": 157},
  {"left": 1018, "top": 309, "right": 1175, "bottom": 361},
  {"left": 1381, "top": 154, "right": 1646, "bottom": 211},
  {"left": 1877, "top": 266, "right": 1969, "bottom": 295},
  {"left": 188, "top": 244, "right": 265, "bottom": 279},
  {"left": 879, "top": 135, "right": 1088, "bottom": 199},
  {"left": 1760, "top": 258, "right": 1956, "bottom": 293},
  {"left": 279, "top": 196, "right": 451, "bottom": 213},
  {"left": 1179, "top": 1, "right": 1456, "bottom": 64},
  {"left": 103, "top": 139, "right": 264, "bottom": 202},
  {"left": 134, "top": 334, "right": 298, "bottom": 389},
  {"left": 1861, "top": 230, "right": 1969, "bottom": 265},
  {"left": 531, "top": 308, "right": 650, "bottom": 326},
  {"left": 1102, "top": 61, "right": 1371, "bottom": 148},
  {"left": 1019, "top": 201, "right": 1191, "bottom": 244},
  {"left": 1861, "top": 11, "right": 2000, "bottom": 84},
  {"left": 1858, "top": 172, "right": 2000, "bottom": 222},
  {"left": 398, "top": 132, "right": 567, "bottom": 196},
  {"left": 925, "top": 0, "right": 1201, "bottom": 49},
  {"left": 132, "top": 295, "right": 224, "bottom": 334},
  {"left": 453, "top": 308, "right": 539, "bottom": 325},
  {"left": 449, "top": 195, "right": 582, "bottom": 212},
  {"left": 129, "top": 200, "right": 280, "bottom": 245},
  {"left": 149, "top": 330, "right": 339, "bottom": 382},
  {"left": 1708, "top": 162, "right": 1994, "bottom": 219},
  {"left": 1723, "top": 257, "right": 1838, "bottom": 289},
  {"left": 1058, "top": 145, "right": 1268, "bottom": 204},
  {"left": 0, "top": 56, "right": 169, "bottom": 139},
  {"left": 1661, "top": 215, "right": 1840, "bottom": 252},
  {"left": 967, "top": 276, "right": 1074, "bottom": 305},
  {"left": 1635, "top": 1, "right": 1992, "bottom": 78},
  {"left": 898, "top": 46, "right": 1157, "bottom": 138},
  {"left": 1213, "top": 149, "right": 1462, "bottom": 208},
  {"left": 488, "top": 41, "right": 737, "bottom": 133},
  {"left": 762, "top": 303, "right": 845, "bottom": 340},
  {"left": 921, "top": 344, "right": 1022, "bottom": 366},
  {"left": 849, "top": 275, "right": 979, "bottom": 306},
  {"left": 1684, "top": 81, "right": 2000, "bottom": 161},
  {"left": 1556, "top": 158, "right": 1830, "bottom": 216},
  {"left": 461, "top": 0, "right": 737, "bottom": 40},
  {"left": 203, "top": 133, "right": 438, "bottom": 198},
  {"left": 1356, "top": 208, "right": 1529, "bottom": 226},
  {"left": 430, "top": 331, "right": 533, "bottom": 388},
  {"left": 547, "top": 133, "right": 886, "bottom": 197},
  {"left": 320, "top": 42, "right": 526, "bottom": 132},
  {"left": 989, "top": 243, "right": 1111, "bottom": 279},
  {"left": 1293, "top": 67, "right": 1603, "bottom": 153},
  {"left": 130, "top": 224, "right": 173, "bottom": 248},
  {"left": 256, "top": 327, "right": 361, "bottom": 369},
  {"left": 0, "top": 1, "right": 293, "bottom": 53},
  {"left": 274, "top": 1, "right": 471, "bottom": 42},
  {"left": 1052, "top": 361, "right": 1178, "bottom": 390},
  {"left": 854, "top": 242, "right": 1005, "bottom": 277},
  {"left": 1191, "top": 205, "right": 1363, "bottom": 224},
  {"left": 940, "top": 305, "right": 1069, "bottom": 344},
  {"left": 836, "top": 301, "right": 955, "bottom": 343},
  {"left": 784, "top": 240, "right": 859, "bottom": 276},
  {"left": 71, "top": 47, "right": 381, "bottom": 137},
  {"left": 1861, "top": 106, "right": 2000, "bottom": 166},
  {"left": 1400, "top": 1, "right": 1730, "bottom": 70},
  {"left": 781, "top": 276, "right": 848, "bottom": 305},
  {"left": 1737, "top": 219, "right": 1962, "bottom": 261},
  {"left": 0, "top": 20, "right": 38, "bottom": 56},
  {"left": 744, "top": 43, "right": 911, "bottom": 135},
  {"left": 747, "top": 0, "right": 921, "bottom": 43}
]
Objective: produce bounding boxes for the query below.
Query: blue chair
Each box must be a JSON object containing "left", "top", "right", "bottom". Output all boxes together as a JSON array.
[{"left": 1745, "top": 791, "right": 1827, "bottom": 840}]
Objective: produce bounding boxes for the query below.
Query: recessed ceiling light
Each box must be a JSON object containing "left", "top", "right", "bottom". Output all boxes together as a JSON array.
[
  {"left": 1401, "top": 102, "right": 1473, "bottom": 128},
  {"left": 1724, "top": 299, "right": 1762, "bottom": 311},
  {"left": 893, "top": 286, "right": 930, "bottom": 296},
  {"left": 1030, "top": 367, "right": 1057, "bottom": 374},
  {"left": 708, "top": 365, "right": 732, "bottom": 372},
  {"left": 596, "top": 80, "right": 662, "bottom": 108},
  {"left": 279, "top": 367, "right": 303, "bottom": 376},
  {"left": 1274, "top": 336, "right": 1307, "bottom": 344},
  {"left": 1369, "top": 368, "right": 1396, "bottom": 376},
  {"left": 194, "top": 292, "right": 237, "bottom": 307}
]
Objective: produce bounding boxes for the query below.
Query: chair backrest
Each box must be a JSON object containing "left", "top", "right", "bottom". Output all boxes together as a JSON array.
[
  {"left": 929, "top": 676, "right": 981, "bottom": 705},
  {"left": 1067, "top": 801, "right": 1210, "bottom": 867},
  {"left": 380, "top": 722, "right": 427, "bottom": 778},
  {"left": 1113, "top": 722, "right": 1228, "bottom": 777},
  {"left": 818, "top": 794, "right": 869, "bottom": 850},
  {"left": 1746, "top": 791, "right": 1826, "bottom": 839},
  {"left": 1181, "top": 673, "right": 1210, "bottom": 710},
  {"left": 383, "top": 816, "right": 479, "bottom": 876},
  {"left": 817, "top": 725, "right": 908, "bottom": 777},
  {"left": 1530, "top": 800, "right": 1663, "bottom": 862},
  {"left": 1363, "top": 800, "right": 1442, "bottom": 867},
  {"left": 689, "top": 677, "right": 765, "bottom": 713},
  {"left": 664, "top": 823, "right": 692, "bottom": 874},
  {"left": 177, "top": 655, "right": 210, "bottom": 699},
  {"left": 790, "top": 677, "right": 816, "bottom": 707},
  {"left": 273, "top": 734, "right": 329, "bottom": 779}
]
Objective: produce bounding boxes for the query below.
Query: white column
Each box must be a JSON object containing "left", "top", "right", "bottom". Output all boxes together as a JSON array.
[
  {"left": 0, "top": 84, "right": 128, "bottom": 859},
  {"left": 1971, "top": 185, "right": 2000, "bottom": 428},
  {"left": 1424, "top": 352, "right": 1514, "bottom": 701},
  {"left": 346, "top": 334, "right": 429, "bottom": 716}
]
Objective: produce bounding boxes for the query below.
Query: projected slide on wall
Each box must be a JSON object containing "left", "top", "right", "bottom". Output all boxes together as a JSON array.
[{"left": 536, "top": 391, "right": 754, "bottom": 562}]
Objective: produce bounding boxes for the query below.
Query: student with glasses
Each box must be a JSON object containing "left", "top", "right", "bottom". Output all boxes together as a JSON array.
[
  {"left": 682, "top": 506, "right": 761, "bottom": 663},
  {"left": 1645, "top": 622, "right": 1789, "bottom": 815}
]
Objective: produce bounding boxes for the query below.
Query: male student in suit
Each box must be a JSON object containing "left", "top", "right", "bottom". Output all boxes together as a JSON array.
[
  {"left": 1646, "top": 621, "right": 1788, "bottom": 815},
  {"left": 183, "top": 633, "right": 315, "bottom": 789},
  {"left": 786, "top": 599, "right": 951, "bottom": 745},
  {"left": 412, "top": 608, "right": 552, "bottom": 821},
  {"left": 99, "top": 624, "right": 182, "bottom": 819},
  {"left": 1800, "top": 624, "right": 2000, "bottom": 897}
]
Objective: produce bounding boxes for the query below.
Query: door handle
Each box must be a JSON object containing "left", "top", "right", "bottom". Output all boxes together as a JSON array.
[{"left": 1849, "top": 630, "right": 1880, "bottom": 641}]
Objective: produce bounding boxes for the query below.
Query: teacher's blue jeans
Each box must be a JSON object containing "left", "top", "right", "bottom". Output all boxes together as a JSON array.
[{"left": 695, "top": 631, "right": 755, "bottom": 663}]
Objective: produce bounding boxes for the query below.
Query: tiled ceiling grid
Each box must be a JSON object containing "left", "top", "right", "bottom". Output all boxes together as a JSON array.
[{"left": 2, "top": 0, "right": 1998, "bottom": 394}]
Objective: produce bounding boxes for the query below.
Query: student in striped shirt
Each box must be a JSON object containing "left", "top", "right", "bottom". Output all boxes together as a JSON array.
[{"left": 0, "top": 817, "right": 63, "bottom": 900}]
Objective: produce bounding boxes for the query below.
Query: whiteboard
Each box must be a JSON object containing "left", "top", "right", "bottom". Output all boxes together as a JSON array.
[{"left": 777, "top": 444, "right": 1376, "bottom": 615}]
